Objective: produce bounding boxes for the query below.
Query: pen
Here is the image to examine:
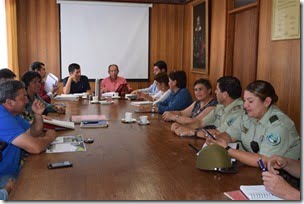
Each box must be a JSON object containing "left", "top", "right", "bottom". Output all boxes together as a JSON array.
[
  {"left": 258, "top": 158, "right": 267, "bottom": 172},
  {"left": 188, "top": 143, "right": 199, "bottom": 153}
]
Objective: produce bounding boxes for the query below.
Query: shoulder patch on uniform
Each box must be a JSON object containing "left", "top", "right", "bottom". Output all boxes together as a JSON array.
[
  {"left": 266, "top": 133, "right": 281, "bottom": 146},
  {"left": 269, "top": 115, "right": 279, "bottom": 124},
  {"left": 232, "top": 105, "right": 241, "bottom": 111},
  {"left": 241, "top": 125, "right": 248, "bottom": 133}
]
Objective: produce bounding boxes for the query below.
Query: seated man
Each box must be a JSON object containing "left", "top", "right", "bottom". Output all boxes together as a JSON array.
[
  {"left": 0, "top": 80, "right": 58, "bottom": 188},
  {"left": 0, "top": 68, "right": 16, "bottom": 80},
  {"left": 131, "top": 60, "right": 167, "bottom": 95},
  {"left": 100, "top": 64, "right": 132, "bottom": 94},
  {"left": 30, "top": 61, "right": 59, "bottom": 103},
  {"left": 172, "top": 76, "right": 244, "bottom": 137},
  {"left": 62, "top": 63, "right": 91, "bottom": 94}
]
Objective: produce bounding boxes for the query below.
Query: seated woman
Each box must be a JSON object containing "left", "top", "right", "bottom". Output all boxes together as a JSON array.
[
  {"left": 137, "top": 72, "right": 170, "bottom": 106},
  {"left": 207, "top": 80, "right": 300, "bottom": 167},
  {"left": 21, "top": 71, "right": 65, "bottom": 121},
  {"left": 162, "top": 78, "right": 217, "bottom": 124},
  {"left": 138, "top": 71, "right": 193, "bottom": 114}
]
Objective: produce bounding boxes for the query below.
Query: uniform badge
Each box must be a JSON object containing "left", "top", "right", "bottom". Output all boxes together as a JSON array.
[
  {"left": 227, "top": 118, "right": 235, "bottom": 126},
  {"left": 241, "top": 125, "right": 248, "bottom": 133},
  {"left": 266, "top": 133, "right": 281, "bottom": 146}
]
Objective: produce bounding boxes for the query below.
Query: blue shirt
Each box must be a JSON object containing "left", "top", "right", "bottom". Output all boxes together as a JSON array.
[
  {"left": 157, "top": 88, "right": 193, "bottom": 114},
  {"left": 139, "top": 81, "right": 158, "bottom": 94},
  {"left": 0, "top": 105, "right": 30, "bottom": 178},
  {"left": 62, "top": 75, "right": 91, "bottom": 94}
]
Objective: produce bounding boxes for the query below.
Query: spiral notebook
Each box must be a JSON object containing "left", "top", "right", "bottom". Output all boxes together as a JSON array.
[{"left": 240, "top": 185, "right": 282, "bottom": 200}]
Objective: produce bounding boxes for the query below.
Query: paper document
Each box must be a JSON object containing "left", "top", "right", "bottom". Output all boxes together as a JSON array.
[
  {"left": 130, "top": 101, "right": 153, "bottom": 106},
  {"left": 43, "top": 118, "right": 75, "bottom": 129},
  {"left": 45, "top": 73, "right": 58, "bottom": 93},
  {"left": 46, "top": 135, "right": 86, "bottom": 153},
  {"left": 54, "top": 94, "right": 79, "bottom": 101},
  {"left": 240, "top": 185, "right": 282, "bottom": 200}
]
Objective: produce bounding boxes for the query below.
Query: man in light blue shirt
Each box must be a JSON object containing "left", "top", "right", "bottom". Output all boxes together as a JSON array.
[{"left": 131, "top": 60, "right": 167, "bottom": 95}]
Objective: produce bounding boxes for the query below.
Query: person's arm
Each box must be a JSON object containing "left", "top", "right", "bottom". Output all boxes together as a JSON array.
[
  {"left": 12, "top": 129, "right": 57, "bottom": 154},
  {"left": 30, "top": 99, "right": 45, "bottom": 137},
  {"left": 62, "top": 75, "right": 74, "bottom": 94},
  {"left": 267, "top": 155, "right": 300, "bottom": 178},
  {"left": 262, "top": 171, "right": 300, "bottom": 200},
  {"left": 100, "top": 78, "right": 108, "bottom": 93}
]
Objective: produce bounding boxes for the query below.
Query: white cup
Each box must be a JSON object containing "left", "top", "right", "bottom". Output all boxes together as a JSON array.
[
  {"left": 139, "top": 115, "right": 148, "bottom": 124},
  {"left": 92, "top": 96, "right": 99, "bottom": 102},
  {"left": 125, "top": 112, "right": 133, "bottom": 122},
  {"left": 113, "top": 92, "right": 119, "bottom": 97},
  {"left": 82, "top": 93, "right": 88, "bottom": 99}
]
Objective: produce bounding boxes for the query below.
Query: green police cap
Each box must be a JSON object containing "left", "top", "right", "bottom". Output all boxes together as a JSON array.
[{"left": 196, "top": 144, "right": 232, "bottom": 171}]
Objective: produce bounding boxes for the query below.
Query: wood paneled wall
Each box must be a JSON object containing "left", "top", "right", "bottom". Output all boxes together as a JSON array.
[
  {"left": 257, "top": 0, "right": 300, "bottom": 131},
  {"left": 16, "top": 0, "right": 184, "bottom": 92},
  {"left": 183, "top": 0, "right": 227, "bottom": 95}
]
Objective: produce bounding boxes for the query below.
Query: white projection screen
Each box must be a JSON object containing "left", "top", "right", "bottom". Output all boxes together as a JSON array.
[{"left": 58, "top": 1, "right": 151, "bottom": 80}]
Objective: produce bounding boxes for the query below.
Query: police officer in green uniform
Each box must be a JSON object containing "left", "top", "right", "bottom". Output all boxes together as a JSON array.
[
  {"left": 210, "top": 80, "right": 300, "bottom": 167},
  {"left": 172, "top": 76, "right": 244, "bottom": 136}
]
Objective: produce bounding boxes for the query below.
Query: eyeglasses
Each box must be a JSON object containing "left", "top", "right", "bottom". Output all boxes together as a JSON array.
[{"left": 250, "top": 141, "right": 259, "bottom": 153}]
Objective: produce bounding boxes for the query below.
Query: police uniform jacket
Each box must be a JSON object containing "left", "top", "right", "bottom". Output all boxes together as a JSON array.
[{"left": 226, "top": 105, "right": 300, "bottom": 159}]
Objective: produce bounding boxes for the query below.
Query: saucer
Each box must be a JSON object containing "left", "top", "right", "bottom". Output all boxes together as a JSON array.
[
  {"left": 90, "top": 100, "right": 100, "bottom": 104},
  {"left": 137, "top": 120, "right": 150, "bottom": 125},
  {"left": 100, "top": 100, "right": 114, "bottom": 105},
  {"left": 121, "top": 118, "right": 137, "bottom": 123}
]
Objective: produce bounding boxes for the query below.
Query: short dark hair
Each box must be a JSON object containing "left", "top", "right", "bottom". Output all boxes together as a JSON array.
[
  {"left": 168, "top": 70, "right": 187, "bottom": 89},
  {"left": 30, "top": 61, "right": 45, "bottom": 71},
  {"left": 21, "top": 71, "right": 41, "bottom": 87},
  {"left": 0, "top": 68, "right": 16, "bottom": 79},
  {"left": 0, "top": 80, "right": 25, "bottom": 103},
  {"left": 154, "top": 60, "right": 167, "bottom": 72},
  {"left": 68, "top": 63, "right": 80, "bottom": 73},
  {"left": 194, "top": 78, "right": 212, "bottom": 89},
  {"left": 154, "top": 72, "right": 169, "bottom": 86},
  {"left": 217, "top": 76, "right": 242, "bottom": 99},
  {"left": 246, "top": 80, "right": 278, "bottom": 105}
]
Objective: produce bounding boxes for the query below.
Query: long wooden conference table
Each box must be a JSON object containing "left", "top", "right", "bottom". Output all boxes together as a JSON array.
[{"left": 9, "top": 98, "right": 263, "bottom": 200}]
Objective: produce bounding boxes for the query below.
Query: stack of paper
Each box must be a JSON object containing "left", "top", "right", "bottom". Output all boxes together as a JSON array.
[
  {"left": 130, "top": 101, "right": 153, "bottom": 106},
  {"left": 43, "top": 119, "right": 75, "bottom": 129},
  {"left": 240, "top": 185, "right": 282, "bottom": 200},
  {"left": 71, "top": 115, "right": 108, "bottom": 123},
  {"left": 54, "top": 94, "right": 79, "bottom": 101},
  {"left": 46, "top": 135, "right": 86, "bottom": 153},
  {"left": 80, "top": 120, "right": 109, "bottom": 128}
]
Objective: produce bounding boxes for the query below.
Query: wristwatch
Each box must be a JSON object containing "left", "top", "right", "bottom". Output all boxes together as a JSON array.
[{"left": 225, "top": 146, "right": 231, "bottom": 151}]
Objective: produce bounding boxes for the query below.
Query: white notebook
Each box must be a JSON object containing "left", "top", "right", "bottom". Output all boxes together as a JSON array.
[{"left": 240, "top": 185, "right": 282, "bottom": 200}]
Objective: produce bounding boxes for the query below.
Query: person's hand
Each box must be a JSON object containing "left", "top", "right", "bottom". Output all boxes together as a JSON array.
[
  {"left": 4, "top": 178, "right": 14, "bottom": 194},
  {"left": 42, "top": 115, "right": 52, "bottom": 120},
  {"left": 262, "top": 171, "right": 292, "bottom": 199},
  {"left": 137, "top": 91, "right": 149, "bottom": 100},
  {"left": 205, "top": 129, "right": 220, "bottom": 136},
  {"left": 52, "top": 84, "right": 59, "bottom": 94},
  {"left": 69, "top": 74, "right": 76, "bottom": 82},
  {"left": 267, "top": 155, "right": 288, "bottom": 174},
  {"left": 101, "top": 87, "right": 108, "bottom": 93},
  {"left": 44, "top": 129, "right": 57, "bottom": 140},
  {"left": 174, "top": 126, "right": 194, "bottom": 136},
  {"left": 206, "top": 137, "right": 227, "bottom": 148},
  {"left": 31, "top": 99, "right": 45, "bottom": 115},
  {"left": 162, "top": 112, "right": 175, "bottom": 121},
  {"left": 52, "top": 105, "right": 66, "bottom": 114},
  {"left": 131, "top": 90, "right": 138, "bottom": 94},
  {"left": 171, "top": 122, "right": 181, "bottom": 131}
]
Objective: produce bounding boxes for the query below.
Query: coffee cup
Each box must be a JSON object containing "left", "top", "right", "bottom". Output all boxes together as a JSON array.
[
  {"left": 125, "top": 112, "right": 133, "bottom": 122},
  {"left": 92, "top": 96, "right": 99, "bottom": 102},
  {"left": 82, "top": 93, "right": 89, "bottom": 99},
  {"left": 139, "top": 115, "right": 148, "bottom": 124}
]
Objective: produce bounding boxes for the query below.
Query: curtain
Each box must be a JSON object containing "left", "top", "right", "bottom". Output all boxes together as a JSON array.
[{"left": 5, "top": 0, "right": 19, "bottom": 79}]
